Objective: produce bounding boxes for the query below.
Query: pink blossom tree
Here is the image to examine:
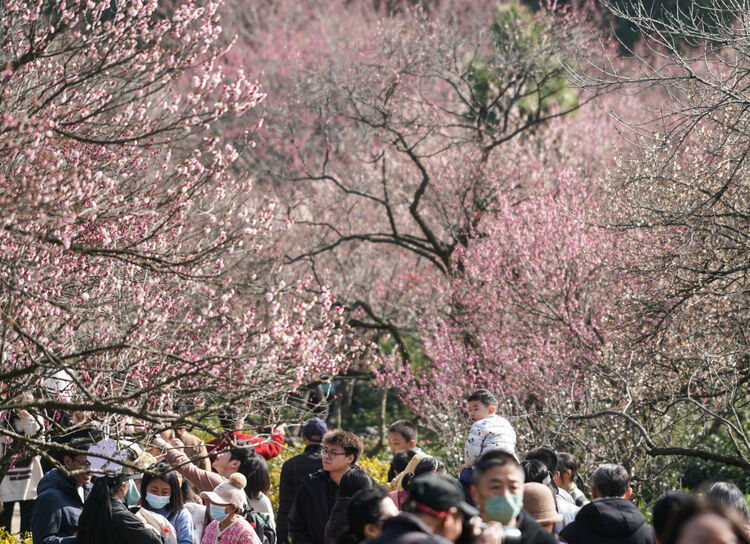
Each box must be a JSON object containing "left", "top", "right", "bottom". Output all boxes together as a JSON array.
[
  {"left": 0, "top": 0, "right": 356, "bottom": 477},
  {"left": 211, "top": 0, "right": 631, "bottom": 453}
]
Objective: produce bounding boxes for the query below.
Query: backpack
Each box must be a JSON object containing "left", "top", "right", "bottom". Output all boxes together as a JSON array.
[{"left": 245, "top": 508, "right": 276, "bottom": 544}]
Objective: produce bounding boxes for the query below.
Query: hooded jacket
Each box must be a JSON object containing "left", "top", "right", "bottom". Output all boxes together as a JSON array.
[
  {"left": 559, "top": 497, "right": 654, "bottom": 544},
  {"left": 31, "top": 469, "right": 93, "bottom": 544}
]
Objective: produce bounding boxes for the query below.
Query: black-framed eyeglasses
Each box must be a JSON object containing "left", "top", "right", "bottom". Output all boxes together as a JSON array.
[{"left": 322, "top": 449, "right": 349, "bottom": 457}]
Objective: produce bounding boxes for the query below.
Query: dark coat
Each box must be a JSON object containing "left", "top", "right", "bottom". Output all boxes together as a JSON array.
[
  {"left": 363, "top": 513, "right": 452, "bottom": 544},
  {"left": 516, "top": 510, "right": 558, "bottom": 544},
  {"left": 288, "top": 469, "right": 338, "bottom": 544},
  {"left": 278, "top": 445, "right": 324, "bottom": 544},
  {"left": 78, "top": 499, "right": 165, "bottom": 544},
  {"left": 559, "top": 498, "right": 654, "bottom": 544},
  {"left": 324, "top": 496, "right": 351, "bottom": 544},
  {"left": 31, "top": 469, "right": 93, "bottom": 544}
]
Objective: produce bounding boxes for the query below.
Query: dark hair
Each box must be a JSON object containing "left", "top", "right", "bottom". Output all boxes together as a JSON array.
[
  {"left": 556, "top": 452, "right": 578, "bottom": 476},
  {"left": 521, "top": 459, "right": 550, "bottom": 484},
  {"left": 141, "top": 462, "right": 184, "bottom": 517},
  {"left": 652, "top": 491, "right": 691, "bottom": 543},
  {"left": 525, "top": 447, "right": 558, "bottom": 475},
  {"left": 230, "top": 448, "right": 270, "bottom": 499},
  {"left": 77, "top": 475, "right": 129, "bottom": 544},
  {"left": 218, "top": 407, "right": 243, "bottom": 431},
  {"left": 180, "top": 477, "right": 200, "bottom": 504},
  {"left": 402, "top": 456, "right": 445, "bottom": 490},
  {"left": 338, "top": 487, "right": 390, "bottom": 544},
  {"left": 392, "top": 450, "right": 417, "bottom": 474},
  {"left": 324, "top": 431, "right": 365, "bottom": 465},
  {"left": 661, "top": 496, "right": 750, "bottom": 544},
  {"left": 388, "top": 420, "right": 418, "bottom": 443},
  {"left": 339, "top": 467, "right": 374, "bottom": 498},
  {"left": 467, "top": 389, "right": 497, "bottom": 408},
  {"left": 706, "top": 481, "right": 750, "bottom": 521},
  {"left": 473, "top": 450, "right": 521, "bottom": 485},
  {"left": 591, "top": 464, "right": 629, "bottom": 498}
]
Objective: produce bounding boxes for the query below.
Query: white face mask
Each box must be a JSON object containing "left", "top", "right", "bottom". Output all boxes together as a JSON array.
[
  {"left": 146, "top": 491, "right": 171, "bottom": 509},
  {"left": 210, "top": 503, "right": 230, "bottom": 522}
]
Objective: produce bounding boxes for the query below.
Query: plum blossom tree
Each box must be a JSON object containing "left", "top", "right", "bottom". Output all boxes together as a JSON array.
[
  {"left": 234, "top": 1, "right": 605, "bottom": 341},
  {"left": 373, "top": 169, "right": 626, "bottom": 464},
  {"left": 549, "top": 0, "right": 750, "bottom": 475},
  {"left": 0, "top": 0, "right": 356, "bottom": 478},
  {"left": 212, "top": 0, "right": 630, "bottom": 454}
]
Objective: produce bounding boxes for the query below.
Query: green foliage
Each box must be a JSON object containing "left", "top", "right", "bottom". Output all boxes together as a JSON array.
[{"left": 465, "top": 2, "right": 578, "bottom": 127}]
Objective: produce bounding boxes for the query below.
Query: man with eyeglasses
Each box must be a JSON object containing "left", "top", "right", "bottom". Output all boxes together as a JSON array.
[
  {"left": 32, "top": 451, "right": 93, "bottom": 544},
  {"left": 289, "top": 430, "right": 364, "bottom": 544}
]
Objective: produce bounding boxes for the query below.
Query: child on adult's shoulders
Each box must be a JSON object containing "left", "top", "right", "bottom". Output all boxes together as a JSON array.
[{"left": 459, "top": 389, "right": 517, "bottom": 497}]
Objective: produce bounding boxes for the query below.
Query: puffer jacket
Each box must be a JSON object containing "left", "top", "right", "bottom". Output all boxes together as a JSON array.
[{"left": 464, "top": 415, "right": 517, "bottom": 466}]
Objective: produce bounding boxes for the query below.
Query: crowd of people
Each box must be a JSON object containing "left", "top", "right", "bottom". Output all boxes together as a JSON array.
[{"left": 1, "top": 389, "right": 749, "bottom": 544}]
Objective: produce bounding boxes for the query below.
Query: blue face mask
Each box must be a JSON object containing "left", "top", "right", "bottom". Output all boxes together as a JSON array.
[
  {"left": 484, "top": 494, "right": 523, "bottom": 524},
  {"left": 146, "top": 492, "right": 171, "bottom": 510},
  {"left": 210, "top": 504, "right": 230, "bottom": 522},
  {"left": 124, "top": 479, "right": 141, "bottom": 507}
]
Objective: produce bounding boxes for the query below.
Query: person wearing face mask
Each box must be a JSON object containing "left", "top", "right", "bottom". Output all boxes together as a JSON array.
[
  {"left": 470, "top": 450, "right": 556, "bottom": 544},
  {"left": 200, "top": 473, "right": 261, "bottom": 544},
  {"left": 76, "top": 473, "right": 167, "bottom": 544},
  {"left": 141, "top": 462, "right": 196, "bottom": 544}
]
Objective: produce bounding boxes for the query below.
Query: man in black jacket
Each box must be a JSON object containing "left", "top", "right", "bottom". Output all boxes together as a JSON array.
[
  {"left": 559, "top": 464, "right": 654, "bottom": 544},
  {"left": 367, "top": 473, "right": 482, "bottom": 544},
  {"left": 288, "top": 430, "right": 363, "bottom": 544},
  {"left": 31, "top": 453, "right": 93, "bottom": 544},
  {"left": 278, "top": 418, "right": 327, "bottom": 544},
  {"left": 470, "top": 450, "right": 557, "bottom": 544}
]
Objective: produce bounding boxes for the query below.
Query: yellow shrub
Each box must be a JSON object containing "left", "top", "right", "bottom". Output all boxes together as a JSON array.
[
  {"left": 0, "top": 529, "right": 32, "bottom": 544},
  {"left": 267, "top": 447, "right": 390, "bottom": 511}
]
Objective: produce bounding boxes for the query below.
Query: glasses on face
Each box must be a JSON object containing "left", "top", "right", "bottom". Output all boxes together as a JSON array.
[
  {"left": 73, "top": 457, "right": 92, "bottom": 468},
  {"left": 322, "top": 449, "right": 348, "bottom": 458}
]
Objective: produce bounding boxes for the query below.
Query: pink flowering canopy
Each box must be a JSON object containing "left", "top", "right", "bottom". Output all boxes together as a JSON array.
[{"left": 0, "top": 0, "right": 355, "bottom": 470}]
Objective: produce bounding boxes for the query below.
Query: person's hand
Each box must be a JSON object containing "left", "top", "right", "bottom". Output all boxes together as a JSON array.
[
  {"left": 160, "top": 429, "right": 175, "bottom": 441},
  {"left": 472, "top": 522, "right": 504, "bottom": 544},
  {"left": 274, "top": 423, "right": 286, "bottom": 435}
]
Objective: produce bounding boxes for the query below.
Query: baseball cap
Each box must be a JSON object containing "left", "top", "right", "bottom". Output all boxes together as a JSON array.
[
  {"left": 407, "top": 473, "right": 479, "bottom": 518},
  {"left": 302, "top": 418, "right": 328, "bottom": 443}
]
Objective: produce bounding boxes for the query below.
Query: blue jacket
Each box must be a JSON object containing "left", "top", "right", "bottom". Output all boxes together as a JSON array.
[
  {"left": 148, "top": 505, "right": 195, "bottom": 544},
  {"left": 32, "top": 469, "right": 92, "bottom": 544}
]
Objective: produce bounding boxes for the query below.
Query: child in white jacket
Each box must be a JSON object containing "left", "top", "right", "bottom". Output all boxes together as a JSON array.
[{"left": 459, "top": 389, "right": 517, "bottom": 492}]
